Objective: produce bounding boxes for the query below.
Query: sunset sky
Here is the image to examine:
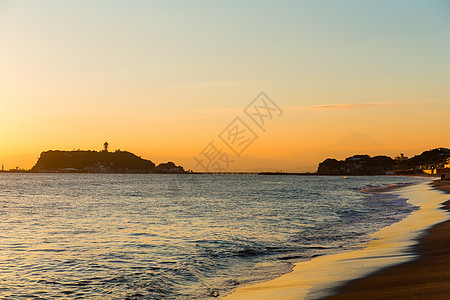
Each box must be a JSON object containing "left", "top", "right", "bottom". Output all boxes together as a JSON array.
[{"left": 1, "top": 0, "right": 449, "bottom": 171}]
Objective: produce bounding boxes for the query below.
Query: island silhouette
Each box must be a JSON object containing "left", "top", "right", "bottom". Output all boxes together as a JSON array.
[{"left": 31, "top": 142, "right": 186, "bottom": 174}]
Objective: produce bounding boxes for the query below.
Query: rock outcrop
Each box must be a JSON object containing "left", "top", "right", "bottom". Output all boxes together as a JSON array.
[{"left": 317, "top": 155, "right": 396, "bottom": 175}]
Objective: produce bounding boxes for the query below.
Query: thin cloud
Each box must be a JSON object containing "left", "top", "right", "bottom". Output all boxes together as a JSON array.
[
  {"left": 286, "top": 103, "right": 396, "bottom": 111},
  {"left": 185, "top": 101, "right": 431, "bottom": 114},
  {"left": 188, "top": 102, "right": 396, "bottom": 115}
]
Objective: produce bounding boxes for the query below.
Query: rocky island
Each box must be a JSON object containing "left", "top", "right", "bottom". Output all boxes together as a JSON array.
[{"left": 31, "top": 144, "right": 186, "bottom": 174}]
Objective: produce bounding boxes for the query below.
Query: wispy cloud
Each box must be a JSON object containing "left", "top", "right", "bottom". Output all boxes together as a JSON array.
[
  {"left": 179, "top": 101, "right": 432, "bottom": 115},
  {"left": 183, "top": 102, "right": 399, "bottom": 115},
  {"left": 286, "top": 102, "right": 396, "bottom": 111}
]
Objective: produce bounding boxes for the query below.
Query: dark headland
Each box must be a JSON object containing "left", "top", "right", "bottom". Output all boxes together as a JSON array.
[{"left": 260, "top": 147, "right": 450, "bottom": 176}]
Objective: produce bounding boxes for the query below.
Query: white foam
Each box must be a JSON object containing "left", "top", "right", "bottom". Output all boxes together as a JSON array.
[{"left": 225, "top": 181, "right": 450, "bottom": 299}]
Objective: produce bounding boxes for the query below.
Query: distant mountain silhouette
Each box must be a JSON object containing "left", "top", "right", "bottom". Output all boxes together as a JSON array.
[{"left": 328, "top": 133, "right": 386, "bottom": 150}]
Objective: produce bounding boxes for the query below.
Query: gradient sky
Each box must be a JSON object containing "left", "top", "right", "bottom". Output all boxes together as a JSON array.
[{"left": 1, "top": 0, "right": 449, "bottom": 171}]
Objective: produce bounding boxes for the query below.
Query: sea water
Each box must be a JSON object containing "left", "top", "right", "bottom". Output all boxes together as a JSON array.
[{"left": 0, "top": 174, "right": 426, "bottom": 299}]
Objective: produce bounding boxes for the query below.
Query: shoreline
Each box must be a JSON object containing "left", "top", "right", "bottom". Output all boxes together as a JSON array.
[
  {"left": 324, "top": 179, "right": 450, "bottom": 299},
  {"left": 225, "top": 180, "right": 450, "bottom": 299}
]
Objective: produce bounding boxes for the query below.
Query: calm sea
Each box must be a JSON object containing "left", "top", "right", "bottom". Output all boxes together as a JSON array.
[{"left": 0, "top": 174, "right": 425, "bottom": 299}]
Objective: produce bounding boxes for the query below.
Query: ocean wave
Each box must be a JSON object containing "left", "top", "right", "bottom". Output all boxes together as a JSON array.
[{"left": 361, "top": 182, "right": 414, "bottom": 193}]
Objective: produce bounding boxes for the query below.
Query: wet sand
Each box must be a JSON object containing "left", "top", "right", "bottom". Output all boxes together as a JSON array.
[
  {"left": 325, "top": 179, "right": 450, "bottom": 299},
  {"left": 225, "top": 180, "right": 450, "bottom": 299}
]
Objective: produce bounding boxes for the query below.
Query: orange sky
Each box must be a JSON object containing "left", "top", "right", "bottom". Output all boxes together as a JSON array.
[{"left": 1, "top": 1, "right": 449, "bottom": 172}]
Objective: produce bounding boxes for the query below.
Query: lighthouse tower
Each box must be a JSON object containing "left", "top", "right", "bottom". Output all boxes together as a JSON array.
[{"left": 104, "top": 141, "right": 109, "bottom": 152}]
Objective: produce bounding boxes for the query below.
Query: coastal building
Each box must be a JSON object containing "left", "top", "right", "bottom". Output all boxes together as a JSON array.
[
  {"left": 445, "top": 158, "right": 450, "bottom": 169},
  {"left": 394, "top": 153, "right": 408, "bottom": 161},
  {"left": 423, "top": 168, "right": 437, "bottom": 175}
]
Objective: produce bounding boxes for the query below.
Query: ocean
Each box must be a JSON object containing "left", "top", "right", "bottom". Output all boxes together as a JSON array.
[{"left": 0, "top": 174, "right": 426, "bottom": 299}]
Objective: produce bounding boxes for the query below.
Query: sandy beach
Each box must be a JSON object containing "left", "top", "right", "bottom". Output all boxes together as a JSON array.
[
  {"left": 225, "top": 179, "right": 450, "bottom": 299},
  {"left": 325, "top": 179, "right": 450, "bottom": 299}
]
